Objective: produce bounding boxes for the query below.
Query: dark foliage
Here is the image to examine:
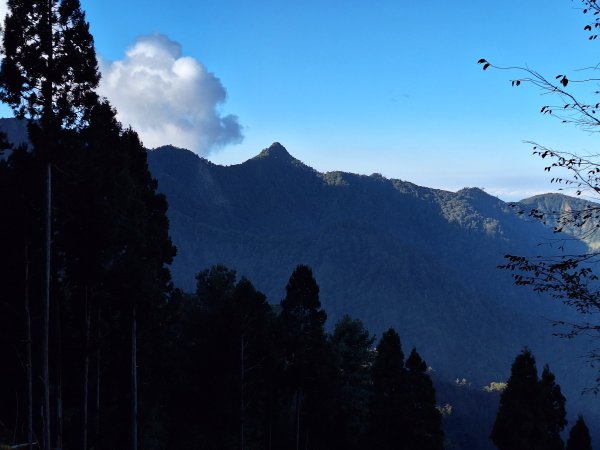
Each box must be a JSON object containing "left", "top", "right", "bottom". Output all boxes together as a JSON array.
[
  {"left": 490, "top": 349, "right": 566, "bottom": 450},
  {"left": 0, "top": 103, "right": 176, "bottom": 449},
  {"left": 0, "top": 0, "right": 99, "bottom": 126},
  {"left": 567, "top": 416, "right": 593, "bottom": 450},
  {"left": 367, "top": 329, "right": 444, "bottom": 450}
]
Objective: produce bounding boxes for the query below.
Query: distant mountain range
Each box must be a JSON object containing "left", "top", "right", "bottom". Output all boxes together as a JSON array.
[{"left": 2, "top": 120, "right": 598, "bottom": 447}]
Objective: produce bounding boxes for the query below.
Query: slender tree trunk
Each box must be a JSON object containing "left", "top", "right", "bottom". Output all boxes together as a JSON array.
[
  {"left": 304, "top": 428, "right": 308, "bottom": 450},
  {"left": 268, "top": 415, "right": 272, "bottom": 450},
  {"left": 131, "top": 305, "right": 137, "bottom": 450},
  {"left": 268, "top": 391, "right": 274, "bottom": 450},
  {"left": 13, "top": 391, "right": 19, "bottom": 443},
  {"left": 41, "top": 0, "right": 55, "bottom": 446},
  {"left": 94, "top": 303, "right": 101, "bottom": 448},
  {"left": 240, "top": 334, "right": 245, "bottom": 450},
  {"left": 24, "top": 243, "right": 33, "bottom": 450},
  {"left": 41, "top": 161, "right": 51, "bottom": 450},
  {"left": 55, "top": 285, "right": 63, "bottom": 450},
  {"left": 295, "top": 390, "right": 301, "bottom": 450},
  {"left": 82, "top": 287, "right": 91, "bottom": 450}
]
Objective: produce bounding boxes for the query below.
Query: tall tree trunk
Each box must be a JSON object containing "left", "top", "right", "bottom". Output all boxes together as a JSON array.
[
  {"left": 240, "top": 334, "right": 245, "bottom": 450},
  {"left": 54, "top": 285, "right": 63, "bottom": 450},
  {"left": 268, "top": 390, "right": 274, "bottom": 450},
  {"left": 295, "top": 390, "right": 301, "bottom": 450},
  {"left": 268, "top": 415, "right": 272, "bottom": 450},
  {"left": 41, "top": 0, "right": 55, "bottom": 446},
  {"left": 304, "top": 428, "right": 308, "bottom": 450},
  {"left": 82, "top": 287, "right": 91, "bottom": 450},
  {"left": 94, "top": 303, "right": 101, "bottom": 448},
  {"left": 131, "top": 305, "right": 137, "bottom": 450},
  {"left": 24, "top": 243, "right": 33, "bottom": 450},
  {"left": 41, "top": 160, "right": 51, "bottom": 450}
]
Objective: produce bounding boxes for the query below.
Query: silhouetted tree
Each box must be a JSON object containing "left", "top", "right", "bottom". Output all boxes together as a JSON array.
[
  {"left": 167, "top": 266, "right": 279, "bottom": 450},
  {"left": 329, "top": 315, "right": 375, "bottom": 449},
  {"left": 0, "top": 1, "right": 99, "bottom": 448},
  {"left": 279, "top": 265, "right": 328, "bottom": 450},
  {"left": 232, "top": 277, "right": 277, "bottom": 450},
  {"left": 491, "top": 349, "right": 541, "bottom": 450},
  {"left": 104, "top": 124, "right": 176, "bottom": 450},
  {"left": 490, "top": 349, "right": 566, "bottom": 450},
  {"left": 366, "top": 330, "right": 443, "bottom": 450},
  {"left": 539, "top": 365, "right": 567, "bottom": 450},
  {"left": 404, "top": 348, "right": 444, "bottom": 450},
  {"left": 566, "top": 416, "right": 592, "bottom": 450},
  {"left": 367, "top": 328, "right": 407, "bottom": 450}
]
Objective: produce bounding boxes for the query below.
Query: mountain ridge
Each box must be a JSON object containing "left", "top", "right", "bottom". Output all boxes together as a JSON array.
[{"left": 146, "top": 144, "right": 592, "bottom": 392}]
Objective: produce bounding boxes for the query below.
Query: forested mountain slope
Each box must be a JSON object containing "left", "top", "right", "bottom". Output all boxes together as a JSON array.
[{"left": 147, "top": 143, "right": 596, "bottom": 419}]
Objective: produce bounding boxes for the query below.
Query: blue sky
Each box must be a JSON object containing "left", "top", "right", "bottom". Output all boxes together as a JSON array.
[{"left": 5, "top": 0, "right": 600, "bottom": 200}]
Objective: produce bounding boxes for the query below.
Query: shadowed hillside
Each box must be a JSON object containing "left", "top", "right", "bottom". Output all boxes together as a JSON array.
[{"left": 147, "top": 143, "right": 597, "bottom": 428}]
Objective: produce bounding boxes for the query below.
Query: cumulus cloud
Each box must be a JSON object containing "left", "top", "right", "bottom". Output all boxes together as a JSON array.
[
  {"left": 0, "top": 2, "right": 7, "bottom": 22},
  {"left": 98, "top": 33, "right": 243, "bottom": 155}
]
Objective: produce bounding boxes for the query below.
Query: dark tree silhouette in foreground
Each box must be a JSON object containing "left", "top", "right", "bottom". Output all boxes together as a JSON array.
[
  {"left": 404, "top": 348, "right": 444, "bottom": 450},
  {"left": 490, "top": 349, "right": 566, "bottom": 450},
  {"left": 330, "top": 315, "right": 375, "bottom": 449},
  {"left": 0, "top": 2, "right": 98, "bottom": 448},
  {"left": 367, "top": 329, "right": 443, "bottom": 450},
  {"left": 0, "top": 0, "right": 99, "bottom": 449},
  {"left": 566, "top": 416, "right": 592, "bottom": 450},
  {"left": 279, "top": 264, "right": 329, "bottom": 450}
]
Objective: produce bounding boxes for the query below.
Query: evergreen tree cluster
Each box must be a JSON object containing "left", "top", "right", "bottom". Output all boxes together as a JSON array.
[
  {"left": 0, "top": 1, "right": 175, "bottom": 449},
  {"left": 491, "top": 349, "right": 593, "bottom": 450},
  {"left": 0, "top": 101, "right": 177, "bottom": 449},
  {"left": 164, "top": 264, "right": 444, "bottom": 450}
]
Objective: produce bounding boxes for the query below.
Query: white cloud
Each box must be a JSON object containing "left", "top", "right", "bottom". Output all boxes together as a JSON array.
[
  {"left": 98, "top": 33, "right": 243, "bottom": 155},
  {"left": 0, "top": 1, "right": 6, "bottom": 22}
]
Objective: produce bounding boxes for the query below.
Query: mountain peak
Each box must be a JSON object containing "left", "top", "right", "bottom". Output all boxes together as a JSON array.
[{"left": 254, "top": 142, "right": 294, "bottom": 161}]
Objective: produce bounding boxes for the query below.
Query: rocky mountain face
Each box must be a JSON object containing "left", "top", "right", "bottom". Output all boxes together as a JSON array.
[{"left": 519, "top": 192, "right": 600, "bottom": 249}]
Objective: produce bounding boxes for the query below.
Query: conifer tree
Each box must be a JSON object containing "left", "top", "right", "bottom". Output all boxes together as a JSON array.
[
  {"left": 330, "top": 315, "right": 375, "bottom": 449},
  {"left": 232, "top": 277, "right": 276, "bottom": 450},
  {"left": 539, "top": 365, "right": 567, "bottom": 450},
  {"left": 404, "top": 348, "right": 444, "bottom": 450},
  {"left": 164, "top": 266, "right": 240, "bottom": 449},
  {"left": 490, "top": 349, "right": 566, "bottom": 450},
  {"left": 0, "top": 2, "right": 99, "bottom": 449},
  {"left": 279, "top": 265, "right": 328, "bottom": 450},
  {"left": 566, "top": 416, "right": 592, "bottom": 450},
  {"left": 168, "top": 266, "right": 277, "bottom": 450},
  {"left": 61, "top": 101, "right": 175, "bottom": 450},
  {"left": 367, "top": 331, "right": 444, "bottom": 450},
  {"left": 491, "top": 350, "right": 541, "bottom": 450},
  {"left": 367, "top": 328, "right": 407, "bottom": 450}
]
